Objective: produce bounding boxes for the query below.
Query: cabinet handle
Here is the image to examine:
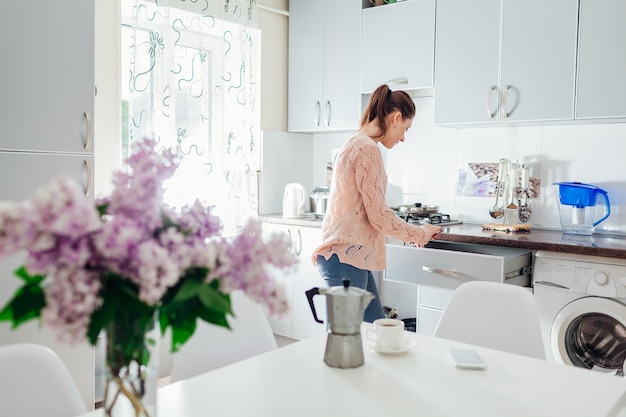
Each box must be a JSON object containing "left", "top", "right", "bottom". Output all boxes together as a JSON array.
[
  {"left": 84, "top": 111, "right": 93, "bottom": 151},
  {"left": 502, "top": 84, "right": 511, "bottom": 118},
  {"left": 386, "top": 77, "right": 408, "bottom": 85},
  {"left": 84, "top": 159, "right": 93, "bottom": 197},
  {"left": 487, "top": 85, "right": 497, "bottom": 118},
  {"left": 295, "top": 229, "right": 302, "bottom": 256},
  {"left": 423, "top": 265, "right": 457, "bottom": 275},
  {"left": 314, "top": 101, "right": 321, "bottom": 127},
  {"left": 324, "top": 101, "right": 331, "bottom": 127}
]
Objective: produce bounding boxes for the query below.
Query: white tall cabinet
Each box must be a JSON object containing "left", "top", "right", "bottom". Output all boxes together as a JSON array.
[
  {"left": 434, "top": 0, "right": 578, "bottom": 125},
  {"left": 288, "top": 0, "right": 361, "bottom": 133},
  {"left": 0, "top": 0, "right": 96, "bottom": 409},
  {"left": 575, "top": 0, "right": 626, "bottom": 120}
]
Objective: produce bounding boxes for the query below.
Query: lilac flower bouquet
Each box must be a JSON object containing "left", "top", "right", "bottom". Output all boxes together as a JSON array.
[{"left": 0, "top": 138, "right": 297, "bottom": 413}]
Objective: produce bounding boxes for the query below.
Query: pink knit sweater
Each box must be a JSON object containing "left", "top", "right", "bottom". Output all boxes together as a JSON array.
[{"left": 312, "top": 132, "right": 431, "bottom": 271}]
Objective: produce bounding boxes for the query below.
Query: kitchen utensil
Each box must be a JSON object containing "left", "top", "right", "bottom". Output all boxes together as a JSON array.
[
  {"left": 517, "top": 164, "right": 532, "bottom": 223},
  {"left": 489, "top": 159, "right": 508, "bottom": 219},
  {"left": 282, "top": 183, "right": 307, "bottom": 218},
  {"left": 309, "top": 186, "right": 330, "bottom": 218},
  {"left": 306, "top": 279, "right": 375, "bottom": 368},
  {"left": 489, "top": 181, "right": 505, "bottom": 219},
  {"left": 503, "top": 163, "right": 519, "bottom": 225},
  {"left": 554, "top": 182, "right": 611, "bottom": 235}
]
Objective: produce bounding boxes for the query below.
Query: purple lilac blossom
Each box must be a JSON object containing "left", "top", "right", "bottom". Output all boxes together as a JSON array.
[
  {"left": 212, "top": 221, "right": 296, "bottom": 316},
  {"left": 41, "top": 266, "right": 102, "bottom": 345},
  {"left": 0, "top": 201, "right": 35, "bottom": 256},
  {"left": 0, "top": 137, "right": 296, "bottom": 343}
]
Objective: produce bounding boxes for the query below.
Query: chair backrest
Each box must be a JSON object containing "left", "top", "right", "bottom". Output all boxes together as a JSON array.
[
  {"left": 0, "top": 343, "right": 88, "bottom": 417},
  {"left": 434, "top": 281, "right": 546, "bottom": 359},
  {"left": 169, "top": 290, "right": 279, "bottom": 383}
]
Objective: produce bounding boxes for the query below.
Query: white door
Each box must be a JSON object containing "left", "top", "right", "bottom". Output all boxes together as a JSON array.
[
  {"left": 0, "top": 152, "right": 95, "bottom": 408},
  {"left": 499, "top": 0, "right": 577, "bottom": 122},
  {"left": 576, "top": 0, "right": 626, "bottom": 119},
  {"left": 322, "top": 0, "right": 361, "bottom": 131},
  {"left": 0, "top": 0, "right": 94, "bottom": 153},
  {"left": 361, "top": 0, "right": 435, "bottom": 94},
  {"left": 288, "top": 0, "right": 323, "bottom": 132},
  {"left": 434, "top": 0, "right": 501, "bottom": 125}
]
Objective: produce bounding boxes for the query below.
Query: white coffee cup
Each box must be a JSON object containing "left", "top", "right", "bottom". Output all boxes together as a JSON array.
[{"left": 367, "top": 318, "right": 405, "bottom": 350}]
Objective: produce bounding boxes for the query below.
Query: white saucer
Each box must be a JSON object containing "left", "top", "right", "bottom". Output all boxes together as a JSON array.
[{"left": 366, "top": 338, "right": 417, "bottom": 354}]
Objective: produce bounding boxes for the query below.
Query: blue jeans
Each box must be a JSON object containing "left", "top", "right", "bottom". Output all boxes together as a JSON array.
[{"left": 316, "top": 254, "right": 386, "bottom": 323}]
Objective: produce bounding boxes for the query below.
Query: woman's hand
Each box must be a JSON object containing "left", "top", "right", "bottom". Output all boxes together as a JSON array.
[{"left": 422, "top": 223, "right": 444, "bottom": 241}]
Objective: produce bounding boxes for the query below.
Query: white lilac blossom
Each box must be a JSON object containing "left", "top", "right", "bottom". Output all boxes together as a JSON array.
[{"left": 0, "top": 138, "right": 298, "bottom": 348}]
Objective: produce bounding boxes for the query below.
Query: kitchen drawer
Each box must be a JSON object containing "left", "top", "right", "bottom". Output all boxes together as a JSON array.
[{"left": 385, "top": 241, "right": 532, "bottom": 290}]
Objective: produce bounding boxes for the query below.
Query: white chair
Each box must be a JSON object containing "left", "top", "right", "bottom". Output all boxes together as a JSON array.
[
  {"left": 170, "top": 290, "right": 278, "bottom": 383},
  {"left": 0, "top": 343, "right": 88, "bottom": 417},
  {"left": 434, "top": 281, "right": 546, "bottom": 359}
]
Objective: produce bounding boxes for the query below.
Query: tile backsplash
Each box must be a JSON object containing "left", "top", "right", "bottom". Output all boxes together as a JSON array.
[{"left": 311, "top": 97, "right": 626, "bottom": 235}]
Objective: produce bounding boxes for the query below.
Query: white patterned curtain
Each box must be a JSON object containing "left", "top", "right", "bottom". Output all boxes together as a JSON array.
[{"left": 121, "top": 0, "right": 260, "bottom": 233}]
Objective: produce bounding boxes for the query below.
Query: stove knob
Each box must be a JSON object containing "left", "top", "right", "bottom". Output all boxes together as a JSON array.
[{"left": 593, "top": 271, "right": 610, "bottom": 286}]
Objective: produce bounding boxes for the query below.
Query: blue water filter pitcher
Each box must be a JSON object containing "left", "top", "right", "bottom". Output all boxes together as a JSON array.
[{"left": 554, "top": 182, "right": 611, "bottom": 235}]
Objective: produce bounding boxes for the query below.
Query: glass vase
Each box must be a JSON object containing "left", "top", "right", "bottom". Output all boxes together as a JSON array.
[{"left": 103, "top": 312, "right": 159, "bottom": 417}]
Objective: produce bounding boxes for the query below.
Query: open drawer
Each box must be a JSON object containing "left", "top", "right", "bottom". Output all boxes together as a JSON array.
[{"left": 385, "top": 241, "right": 532, "bottom": 290}]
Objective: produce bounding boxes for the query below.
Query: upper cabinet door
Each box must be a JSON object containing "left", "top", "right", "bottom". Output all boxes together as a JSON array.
[
  {"left": 0, "top": 0, "right": 94, "bottom": 154},
  {"left": 288, "top": 0, "right": 360, "bottom": 133},
  {"left": 322, "top": 0, "right": 361, "bottom": 131},
  {"left": 435, "top": 0, "right": 578, "bottom": 126},
  {"left": 361, "top": 0, "right": 436, "bottom": 94},
  {"left": 288, "top": 0, "right": 324, "bottom": 132},
  {"left": 434, "top": 0, "right": 501, "bottom": 125},
  {"left": 499, "top": 0, "right": 577, "bottom": 123},
  {"left": 576, "top": 0, "right": 626, "bottom": 120}
]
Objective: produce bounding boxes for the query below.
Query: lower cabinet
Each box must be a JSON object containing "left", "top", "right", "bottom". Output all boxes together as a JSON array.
[
  {"left": 417, "top": 285, "right": 454, "bottom": 336},
  {"left": 261, "top": 222, "right": 327, "bottom": 340}
]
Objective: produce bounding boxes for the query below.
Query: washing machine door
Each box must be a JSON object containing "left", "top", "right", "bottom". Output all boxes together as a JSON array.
[{"left": 552, "top": 296, "right": 626, "bottom": 375}]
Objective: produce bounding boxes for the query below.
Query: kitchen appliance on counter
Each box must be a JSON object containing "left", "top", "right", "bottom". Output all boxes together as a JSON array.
[
  {"left": 282, "top": 183, "right": 307, "bottom": 219},
  {"left": 392, "top": 203, "right": 462, "bottom": 226},
  {"left": 309, "top": 186, "right": 330, "bottom": 218},
  {"left": 533, "top": 251, "right": 626, "bottom": 375},
  {"left": 306, "top": 280, "right": 375, "bottom": 369},
  {"left": 554, "top": 182, "right": 611, "bottom": 235}
]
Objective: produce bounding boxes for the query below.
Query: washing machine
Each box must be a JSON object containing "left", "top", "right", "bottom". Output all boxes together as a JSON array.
[{"left": 533, "top": 250, "right": 626, "bottom": 375}]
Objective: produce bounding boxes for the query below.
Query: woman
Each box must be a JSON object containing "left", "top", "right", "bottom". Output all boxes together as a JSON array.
[{"left": 312, "top": 84, "right": 443, "bottom": 322}]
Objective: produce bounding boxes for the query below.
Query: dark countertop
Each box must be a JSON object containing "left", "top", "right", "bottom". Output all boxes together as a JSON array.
[
  {"left": 436, "top": 223, "right": 626, "bottom": 259},
  {"left": 259, "top": 214, "right": 626, "bottom": 259}
]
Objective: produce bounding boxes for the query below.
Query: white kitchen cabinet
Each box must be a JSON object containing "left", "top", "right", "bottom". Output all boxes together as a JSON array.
[
  {"left": 0, "top": 0, "right": 94, "bottom": 154},
  {"left": 288, "top": 0, "right": 361, "bottom": 133},
  {"left": 575, "top": 0, "right": 626, "bottom": 120},
  {"left": 361, "top": 0, "right": 435, "bottom": 94},
  {"left": 0, "top": 0, "right": 96, "bottom": 409},
  {"left": 434, "top": 0, "right": 578, "bottom": 126},
  {"left": 261, "top": 222, "right": 327, "bottom": 340},
  {"left": 417, "top": 285, "right": 453, "bottom": 336}
]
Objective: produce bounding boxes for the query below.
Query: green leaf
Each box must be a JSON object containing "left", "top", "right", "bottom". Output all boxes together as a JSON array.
[
  {"left": 173, "top": 276, "right": 204, "bottom": 302},
  {"left": 14, "top": 266, "right": 45, "bottom": 285},
  {"left": 0, "top": 278, "right": 45, "bottom": 328},
  {"left": 198, "top": 284, "right": 231, "bottom": 316}
]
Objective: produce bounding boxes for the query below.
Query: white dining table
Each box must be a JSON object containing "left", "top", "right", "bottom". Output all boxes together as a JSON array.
[{"left": 78, "top": 323, "right": 626, "bottom": 417}]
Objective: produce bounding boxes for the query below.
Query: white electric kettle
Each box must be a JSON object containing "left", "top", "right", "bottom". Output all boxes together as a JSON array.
[{"left": 282, "top": 183, "right": 307, "bottom": 218}]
